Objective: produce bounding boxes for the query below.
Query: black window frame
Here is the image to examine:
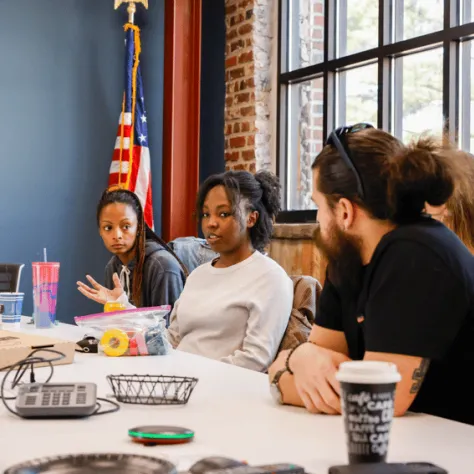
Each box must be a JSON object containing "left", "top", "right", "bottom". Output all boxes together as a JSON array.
[{"left": 276, "top": 0, "right": 474, "bottom": 224}]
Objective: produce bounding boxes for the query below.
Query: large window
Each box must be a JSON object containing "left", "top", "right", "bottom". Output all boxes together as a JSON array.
[{"left": 277, "top": 0, "right": 474, "bottom": 221}]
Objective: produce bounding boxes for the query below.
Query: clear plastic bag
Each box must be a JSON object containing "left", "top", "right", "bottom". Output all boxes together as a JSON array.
[{"left": 74, "top": 306, "right": 172, "bottom": 357}]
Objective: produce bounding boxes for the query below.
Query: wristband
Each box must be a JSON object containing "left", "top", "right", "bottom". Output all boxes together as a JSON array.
[{"left": 285, "top": 341, "right": 307, "bottom": 375}]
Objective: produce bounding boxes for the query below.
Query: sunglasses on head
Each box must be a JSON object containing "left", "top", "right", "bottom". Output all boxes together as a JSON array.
[{"left": 325, "top": 122, "right": 374, "bottom": 200}]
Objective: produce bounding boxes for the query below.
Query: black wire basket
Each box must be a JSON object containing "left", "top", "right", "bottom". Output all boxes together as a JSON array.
[{"left": 107, "top": 374, "right": 198, "bottom": 405}]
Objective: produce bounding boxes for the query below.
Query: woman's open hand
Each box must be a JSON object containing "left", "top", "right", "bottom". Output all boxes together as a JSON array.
[{"left": 77, "top": 273, "right": 124, "bottom": 305}]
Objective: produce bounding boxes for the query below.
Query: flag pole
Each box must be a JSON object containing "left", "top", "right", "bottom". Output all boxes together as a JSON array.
[
  {"left": 111, "top": 0, "right": 154, "bottom": 228},
  {"left": 114, "top": 0, "right": 149, "bottom": 25}
]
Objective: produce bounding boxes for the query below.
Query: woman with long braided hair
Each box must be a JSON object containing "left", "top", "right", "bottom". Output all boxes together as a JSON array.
[{"left": 77, "top": 188, "right": 187, "bottom": 308}]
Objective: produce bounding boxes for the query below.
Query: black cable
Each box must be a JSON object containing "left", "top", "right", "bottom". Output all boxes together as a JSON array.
[
  {"left": 1, "top": 352, "right": 56, "bottom": 416},
  {"left": 94, "top": 397, "right": 120, "bottom": 416},
  {"left": 30, "top": 365, "right": 35, "bottom": 383},
  {"left": 93, "top": 400, "right": 102, "bottom": 414},
  {"left": 0, "top": 349, "right": 120, "bottom": 418}
]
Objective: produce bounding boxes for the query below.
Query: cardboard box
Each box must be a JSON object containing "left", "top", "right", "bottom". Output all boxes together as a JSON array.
[{"left": 0, "top": 330, "right": 75, "bottom": 370}]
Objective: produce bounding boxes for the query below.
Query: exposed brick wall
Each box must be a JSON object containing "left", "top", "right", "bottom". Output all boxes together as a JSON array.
[
  {"left": 224, "top": 0, "right": 324, "bottom": 209},
  {"left": 224, "top": 0, "right": 273, "bottom": 173}
]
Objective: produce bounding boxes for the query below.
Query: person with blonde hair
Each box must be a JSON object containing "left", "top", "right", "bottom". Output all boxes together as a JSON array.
[{"left": 425, "top": 151, "right": 474, "bottom": 253}]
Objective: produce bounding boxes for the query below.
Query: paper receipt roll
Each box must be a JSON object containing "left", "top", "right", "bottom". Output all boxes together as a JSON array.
[{"left": 101, "top": 329, "right": 129, "bottom": 357}]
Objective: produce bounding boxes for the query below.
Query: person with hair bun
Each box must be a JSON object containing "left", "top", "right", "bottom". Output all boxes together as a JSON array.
[
  {"left": 167, "top": 170, "right": 293, "bottom": 372},
  {"left": 269, "top": 124, "right": 474, "bottom": 425}
]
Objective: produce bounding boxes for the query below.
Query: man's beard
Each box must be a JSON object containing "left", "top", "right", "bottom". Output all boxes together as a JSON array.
[{"left": 313, "top": 220, "right": 364, "bottom": 295}]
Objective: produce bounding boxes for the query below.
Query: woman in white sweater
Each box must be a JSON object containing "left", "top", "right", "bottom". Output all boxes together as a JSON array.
[{"left": 167, "top": 170, "right": 293, "bottom": 372}]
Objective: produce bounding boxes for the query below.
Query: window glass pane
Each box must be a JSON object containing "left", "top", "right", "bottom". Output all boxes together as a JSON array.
[
  {"left": 337, "top": 63, "right": 378, "bottom": 126},
  {"left": 393, "top": 48, "right": 443, "bottom": 142},
  {"left": 461, "top": 0, "right": 474, "bottom": 24},
  {"left": 287, "top": 0, "right": 325, "bottom": 71},
  {"left": 460, "top": 41, "right": 474, "bottom": 151},
  {"left": 338, "top": 0, "right": 379, "bottom": 57},
  {"left": 287, "top": 78, "right": 323, "bottom": 210},
  {"left": 394, "top": 0, "right": 444, "bottom": 41}
]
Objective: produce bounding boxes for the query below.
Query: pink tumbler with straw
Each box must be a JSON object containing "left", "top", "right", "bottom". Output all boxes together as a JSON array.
[{"left": 32, "top": 262, "right": 60, "bottom": 328}]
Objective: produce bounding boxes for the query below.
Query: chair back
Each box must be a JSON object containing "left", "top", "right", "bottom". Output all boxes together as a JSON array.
[
  {"left": 0, "top": 263, "right": 25, "bottom": 292},
  {"left": 277, "top": 274, "right": 322, "bottom": 353},
  {"left": 168, "top": 237, "right": 218, "bottom": 274}
]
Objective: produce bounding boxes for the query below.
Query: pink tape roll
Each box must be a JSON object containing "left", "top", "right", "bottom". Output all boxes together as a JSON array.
[{"left": 135, "top": 332, "right": 149, "bottom": 356}]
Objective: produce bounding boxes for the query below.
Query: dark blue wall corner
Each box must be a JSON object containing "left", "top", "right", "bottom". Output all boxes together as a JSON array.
[
  {"left": 0, "top": 0, "right": 164, "bottom": 322},
  {"left": 199, "top": 0, "right": 226, "bottom": 184}
]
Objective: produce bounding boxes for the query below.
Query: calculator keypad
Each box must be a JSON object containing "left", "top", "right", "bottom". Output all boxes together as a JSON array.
[
  {"left": 76, "top": 393, "right": 87, "bottom": 405},
  {"left": 37, "top": 392, "right": 76, "bottom": 406},
  {"left": 25, "top": 396, "right": 36, "bottom": 406}
]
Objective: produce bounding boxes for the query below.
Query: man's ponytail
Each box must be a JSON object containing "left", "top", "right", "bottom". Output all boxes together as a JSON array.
[{"left": 387, "top": 135, "right": 462, "bottom": 224}]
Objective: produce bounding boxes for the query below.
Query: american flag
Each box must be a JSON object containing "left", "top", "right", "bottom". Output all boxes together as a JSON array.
[{"left": 109, "top": 24, "right": 154, "bottom": 228}]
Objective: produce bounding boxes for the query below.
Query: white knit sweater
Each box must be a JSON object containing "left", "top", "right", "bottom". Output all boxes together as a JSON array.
[{"left": 167, "top": 251, "right": 293, "bottom": 372}]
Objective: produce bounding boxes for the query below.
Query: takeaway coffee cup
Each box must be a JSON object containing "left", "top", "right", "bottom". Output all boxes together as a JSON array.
[
  {"left": 336, "top": 361, "right": 401, "bottom": 464},
  {"left": 0, "top": 293, "right": 24, "bottom": 329}
]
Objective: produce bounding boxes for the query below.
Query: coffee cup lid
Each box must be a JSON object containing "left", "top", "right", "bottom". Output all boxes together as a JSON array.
[{"left": 336, "top": 360, "right": 401, "bottom": 384}]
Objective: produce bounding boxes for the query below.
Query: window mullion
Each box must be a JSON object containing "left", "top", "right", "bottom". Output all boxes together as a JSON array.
[{"left": 443, "top": 0, "right": 459, "bottom": 142}]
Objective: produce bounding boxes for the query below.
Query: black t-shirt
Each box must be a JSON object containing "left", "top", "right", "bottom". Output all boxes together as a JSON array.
[{"left": 316, "top": 218, "right": 474, "bottom": 425}]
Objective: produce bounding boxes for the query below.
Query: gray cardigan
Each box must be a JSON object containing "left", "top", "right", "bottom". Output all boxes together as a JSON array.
[{"left": 104, "top": 239, "right": 185, "bottom": 308}]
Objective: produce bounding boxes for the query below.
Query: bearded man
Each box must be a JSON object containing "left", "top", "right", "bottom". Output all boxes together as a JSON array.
[{"left": 268, "top": 124, "right": 474, "bottom": 426}]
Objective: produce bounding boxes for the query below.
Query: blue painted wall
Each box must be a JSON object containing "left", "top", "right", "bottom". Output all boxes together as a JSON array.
[
  {"left": 200, "top": 0, "right": 226, "bottom": 183},
  {"left": 0, "top": 0, "right": 164, "bottom": 322}
]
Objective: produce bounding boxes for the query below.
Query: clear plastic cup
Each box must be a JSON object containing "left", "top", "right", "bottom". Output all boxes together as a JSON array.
[{"left": 32, "top": 262, "right": 60, "bottom": 329}]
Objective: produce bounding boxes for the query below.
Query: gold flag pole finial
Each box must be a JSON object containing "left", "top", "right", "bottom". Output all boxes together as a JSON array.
[{"left": 114, "top": 0, "right": 148, "bottom": 24}]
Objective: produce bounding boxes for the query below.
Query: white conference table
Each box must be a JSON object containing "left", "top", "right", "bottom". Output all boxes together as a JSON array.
[{"left": 0, "top": 320, "right": 473, "bottom": 473}]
